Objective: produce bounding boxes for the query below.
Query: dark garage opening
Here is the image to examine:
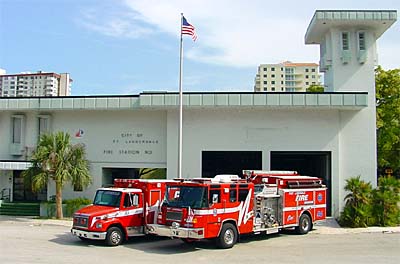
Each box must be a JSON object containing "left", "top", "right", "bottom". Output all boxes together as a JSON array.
[
  {"left": 102, "top": 168, "right": 167, "bottom": 186},
  {"left": 271, "top": 151, "right": 332, "bottom": 216},
  {"left": 202, "top": 151, "right": 262, "bottom": 178}
]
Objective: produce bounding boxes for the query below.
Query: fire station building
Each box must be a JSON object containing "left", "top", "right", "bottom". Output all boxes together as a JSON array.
[{"left": 0, "top": 10, "right": 397, "bottom": 217}]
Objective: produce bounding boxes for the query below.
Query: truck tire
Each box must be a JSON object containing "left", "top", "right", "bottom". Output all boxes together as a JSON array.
[
  {"left": 296, "top": 214, "right": 312, "bottom": 235},
  {"left": 105, "top": 227, "right": 123, "bottom": 246},
  {"left": 216, "top": 223, "right": 238, "bottom": 249}
]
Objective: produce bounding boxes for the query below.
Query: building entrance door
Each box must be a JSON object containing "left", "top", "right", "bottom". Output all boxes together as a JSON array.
[{"left": 13, "top": 170, "right": 40, "bottom": 201}]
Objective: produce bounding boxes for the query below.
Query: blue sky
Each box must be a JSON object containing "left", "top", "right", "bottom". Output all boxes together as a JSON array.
[{"left": 0, "top": 0, "right": 399, "bottom": 95}]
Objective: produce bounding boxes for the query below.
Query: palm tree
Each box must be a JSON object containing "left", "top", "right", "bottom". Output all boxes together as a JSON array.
[
  {"left": 23, "top": 131, "right": 92, "bottom": 219},
  {"left": 372, "top": 176, "right": 400, "bottom": 226},
  {"left": 340, "top": 176, "right": 372, "bottom": 227}
]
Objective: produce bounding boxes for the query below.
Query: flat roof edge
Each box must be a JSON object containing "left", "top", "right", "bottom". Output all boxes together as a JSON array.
[
  {"left": 305, "top": 9, "right": 397, "bottom": 44},
  {"left": 0, "top": 93, "right": 369, "bottom": 110}
]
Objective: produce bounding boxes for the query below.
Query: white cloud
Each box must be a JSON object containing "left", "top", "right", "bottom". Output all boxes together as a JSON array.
[
  {"left": 120, "top": 0, "right": 318, "bottom": 67},
  {"left": 0, "top": 68, "right": 6, "bottom": 75},
  {"left": 82, "top": 0, "right": 399, "bottom": 68},
  {"left": 77, "top": 6, "right": 156, "bottom": 39}
]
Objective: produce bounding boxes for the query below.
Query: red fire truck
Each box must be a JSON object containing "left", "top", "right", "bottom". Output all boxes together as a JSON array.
[
  {"left": 147, "top": 170, "right": 327, "bottom": 248},
  {"left": 71, "top": 179, "right": 169, "bottom": 246}
]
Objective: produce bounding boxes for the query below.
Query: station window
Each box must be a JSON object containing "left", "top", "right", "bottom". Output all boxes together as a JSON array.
[
  {"left": 12, "top": 116, "right": 23, "bottom": 144},
  {"left": 38, "top": 115, "right": 51, "bottom": 139}
]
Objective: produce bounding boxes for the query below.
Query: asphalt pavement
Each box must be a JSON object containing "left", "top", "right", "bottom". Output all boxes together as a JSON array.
[
  {"left": 1, "top": 215, "right": 399, "bottom": 264},
  {"left": 0, "top": 215, "right": 399, "bottom": 235}
]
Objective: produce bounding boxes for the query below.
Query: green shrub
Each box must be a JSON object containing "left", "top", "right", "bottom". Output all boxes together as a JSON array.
[
  {"left": 339, "top": 176, "right": 373, "bottom": 227},
  {"left": 371, "top": 176, "right": 400, "bottom": 226},
  {"left": 64, "top": 197, "right": 92, "bottom": 217}
]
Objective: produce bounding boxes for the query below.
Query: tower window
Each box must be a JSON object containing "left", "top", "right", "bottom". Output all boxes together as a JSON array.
[
  {"left": 341, "top": 32, "right": 349, "bottom": 51},
  {"left": 358, "top": 32, "right": 366, "bottom": 51}
]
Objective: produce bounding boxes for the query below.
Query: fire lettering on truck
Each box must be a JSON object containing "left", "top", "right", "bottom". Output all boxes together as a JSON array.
[
  {"left": 238, "top": 190, "right": 253, "bottom": 226},
  {"left": 295, "top": 194, "right": 309, "bottom": 202}
]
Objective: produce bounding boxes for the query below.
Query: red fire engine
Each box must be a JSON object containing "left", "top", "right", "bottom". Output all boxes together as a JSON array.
[
  {"left": 147, "top": 170, "right": 327, "bottom": 248},
  {"left": 71, "top": 179, "right": 169, "bottom": 246}
]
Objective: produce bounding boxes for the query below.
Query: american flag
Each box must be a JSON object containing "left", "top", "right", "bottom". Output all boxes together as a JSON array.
[{"left": 181, "top": 16, "right": 197, "bottom": 41}]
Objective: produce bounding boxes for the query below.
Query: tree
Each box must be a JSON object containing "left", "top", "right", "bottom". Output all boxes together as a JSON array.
[
  {"left": 23, "top": 132, "right": 92, "bottom": 219},
  {"left": 339, "top": 176, "right": 372, "bottom": 227},
  {"left": 375, "top": 66, "right": 400, "bottom": 173},
  {"left": 138, "top": 168, "right": 166, "bottom": 179},
  {"left": 371, "top": 176, "right": 400, "bottom": 226},
  {"left": 139, "top": 168, "right": 167, "bottom": 179},
  {"left": 306, "top": 84, "right": 324, "bottom": 92}
]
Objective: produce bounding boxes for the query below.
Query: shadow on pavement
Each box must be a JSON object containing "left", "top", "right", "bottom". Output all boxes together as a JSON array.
[
  {"left": 50, "top": 232, "right": 209, "bottom": 253},
  {"left": 122, "top": 235, "right": 218, "bottom": 253},
  {"left": 49, "top": 229, "right": 314, "bottom": 254}
]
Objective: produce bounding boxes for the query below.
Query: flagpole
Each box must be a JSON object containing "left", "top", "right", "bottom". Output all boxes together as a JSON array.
[{"left": 178, "top": 13, "right": 184, "bottom": 179}]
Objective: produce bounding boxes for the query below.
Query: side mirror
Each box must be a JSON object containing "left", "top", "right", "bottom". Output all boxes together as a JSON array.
[
  {"left": 212, "top": 194, "right": 219, "bottom": 204},
  {"left": 131, "top": 194, "right": 139, "bottom": 206}
]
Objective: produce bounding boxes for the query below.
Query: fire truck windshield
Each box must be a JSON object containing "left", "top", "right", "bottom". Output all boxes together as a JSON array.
[
  {"left": 93, "top": 190, "right": 121, "bottom": 207},
  {"left": 164, "top": 186, "right": 208, "bottom": 209}
]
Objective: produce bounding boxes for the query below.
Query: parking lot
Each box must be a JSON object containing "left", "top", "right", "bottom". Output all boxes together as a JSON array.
[{"left": 0, "top": 217, "right": 399, "bottom": 264}]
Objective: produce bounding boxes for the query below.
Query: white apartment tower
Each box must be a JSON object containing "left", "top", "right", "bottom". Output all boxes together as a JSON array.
[
  {"left": 254, "top": 61, "right": 320, "bottom": 92},
  {"left": 0, "top": 71, "right": 72, "bottom": 97}
]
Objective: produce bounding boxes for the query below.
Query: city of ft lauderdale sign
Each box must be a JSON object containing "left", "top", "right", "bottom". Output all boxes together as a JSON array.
[{"left": 103, "top": 131, "right": 161, "bottom": 157}]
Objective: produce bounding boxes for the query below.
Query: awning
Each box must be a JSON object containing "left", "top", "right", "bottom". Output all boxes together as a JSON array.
[{"left": 0, "top": 161, "right": 32, "bottom": 170}]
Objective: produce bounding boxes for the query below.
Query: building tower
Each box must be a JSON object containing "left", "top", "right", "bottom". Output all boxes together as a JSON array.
[{"left": 305, "top": 10, "right": 397, "bottom": 195}]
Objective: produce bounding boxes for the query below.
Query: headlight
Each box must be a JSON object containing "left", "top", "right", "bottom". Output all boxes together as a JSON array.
[
  {"left": 171, "top": 222, "right": 180, "bottom": 228},
  {"left": 96, "top": 222, "right": 103, "bottom": 229}
]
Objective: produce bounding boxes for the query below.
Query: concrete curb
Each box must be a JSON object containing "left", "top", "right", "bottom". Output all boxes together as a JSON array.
[
  {"left": 0, "top": 215, "right": 72, "bottom": 227},
  {"left": 312, "top": 218, "right": 400, "bottom": 234}
]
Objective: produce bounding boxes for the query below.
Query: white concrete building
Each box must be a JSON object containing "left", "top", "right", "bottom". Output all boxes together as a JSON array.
[
  {"left": 0, "top": 71, "right": 71, "bottom": 97},
  {"left": 254, "top": 61, "right": 320, "bottom": 92},
  {"left": 0, "top": 10, "right": 396, "bottom": 217}
]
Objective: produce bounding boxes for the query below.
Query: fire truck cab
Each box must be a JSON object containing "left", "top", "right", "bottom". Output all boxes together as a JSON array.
[
  {"left": 71, "top": 179, "right": 168, "bottom": 246},
  {"left": 147, "top": 171, "right": 327, "bottom": 248}
]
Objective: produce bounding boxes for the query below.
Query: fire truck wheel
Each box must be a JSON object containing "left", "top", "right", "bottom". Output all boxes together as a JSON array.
[
  {"left": 216, "top": 223, "right": 238, "bottom": 249},
  {"left": 106, "top": 227, "right": 123, "bottom": 246},
  {"left": 296, "top": 214, "right": 312, "bottom": 235}
]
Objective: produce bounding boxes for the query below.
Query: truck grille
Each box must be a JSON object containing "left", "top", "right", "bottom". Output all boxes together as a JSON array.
[
  {"left": 73, "top": 215, "right": 89, "bottom": 228},
  {"left": 166, "top": 211, "right": 183, "bottom": 221}
]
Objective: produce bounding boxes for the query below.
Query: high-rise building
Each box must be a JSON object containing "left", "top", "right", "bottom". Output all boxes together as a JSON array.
[
  {"left": 254, "top": 61, "right": 320, "bottom": 92},
  {"left": 0, "top": 71, "right": 72, "bottom": 97}
]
